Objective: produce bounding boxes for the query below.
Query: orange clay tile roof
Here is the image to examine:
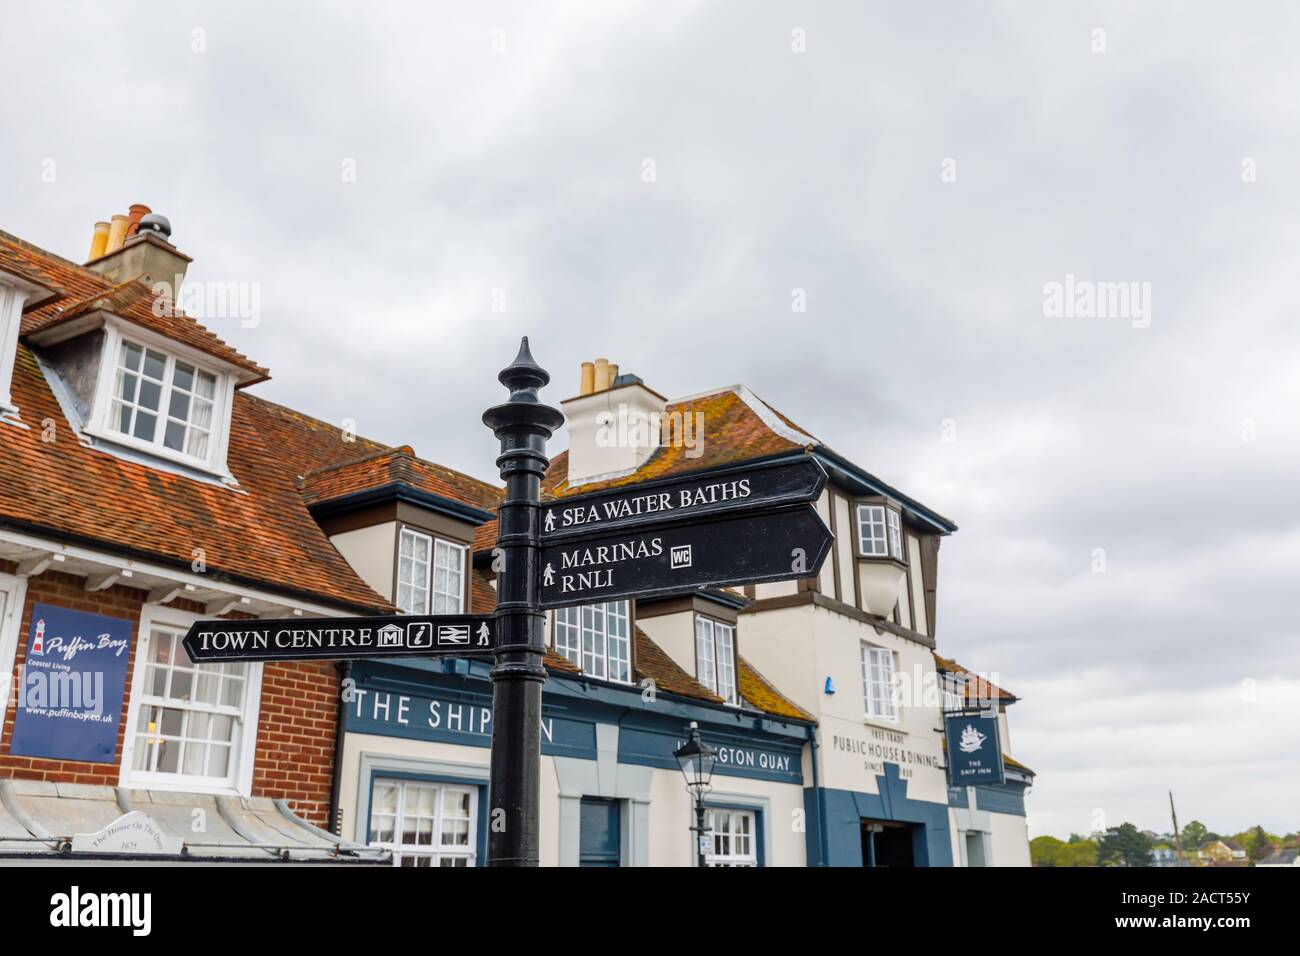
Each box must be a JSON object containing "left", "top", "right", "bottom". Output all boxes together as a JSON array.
[
  {"left": 1, "top": 232, "right": 268, "bottom": 382},
  {"left": 0, "top": 344, "right": 384, "bottom": 611},
  {"left": 1003, "top": 753, "right": 1035, "bottom": 775},
  {"left": 738, "top": 656, "right": 815, "bottom": 722},
  {"left": 933, "top": 652, "right": 1017, "bottom": 703},
  {"left": 299, "top": 446, "right": 502, "bottom": 513},
  {"left": 540, "top": 388, "right": 815, "bottom": 499},
  {"left": 470, "top": 388, "right": 816, "bottom": 551},
  {"left": 632, "top": 626, "right": 723, "bottom": 704}
]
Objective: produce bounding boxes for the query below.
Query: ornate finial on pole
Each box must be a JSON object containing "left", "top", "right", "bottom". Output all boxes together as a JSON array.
[{"left": 482, "top": 337, "right": 563, "bottom": 867}]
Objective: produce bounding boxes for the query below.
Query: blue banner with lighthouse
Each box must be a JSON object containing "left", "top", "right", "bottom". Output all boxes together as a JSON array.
[
  {"left": 944, "top": 712, "right": 1005, "bottom": 787},
  {"left": 8, "top": 604, "right": 134, "bottom": 763}
]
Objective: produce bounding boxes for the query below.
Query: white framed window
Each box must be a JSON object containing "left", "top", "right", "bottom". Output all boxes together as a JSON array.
[
  {"left": 369, "top": 777, "right": 477, "bottom": 867},
  {"left": 861, "top": 643, "right": 898, "bottom": 722},
  {"left": 705, "top": 808, "right": 758, "bottom": 867},
  {"left": 121, "top": 605, "right": 263, "bottom": 794},
  {"left": 397, "top": 528, "right": 431, "bottom": 614},
  {"left": 887, "top": 509, "right": 903, "bottom": 560},
  {"left": 0, "top": 571, "right": 30, "bottom": 732},
  {"left": 857, "top": 503, "right": 904, "bottom": 561},
  {"left": 553, "top": 601, "right": 631, "bottom": 683},
  {"left": 695, "top": 616, "right": 738, "bottom": 705},
  {"left": 397, "top": 529, "right": 466, "bottom": 614},
  {"left": 432, "top": 538, "right": 467, "bottom": 613},
  {"left": 857, "top": 505, "right": 887, "bottom": 556},
  {"left": 1, "top": 276, "right": 41, "bottom": 415},
  {"left": 85, "top": 322, "right": 235, "bottom": 477},
  {"left": 109, "top": 339, "right": 218, "bottom": 459}
]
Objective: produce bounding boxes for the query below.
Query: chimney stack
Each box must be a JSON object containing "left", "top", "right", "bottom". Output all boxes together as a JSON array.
[
  {"left": 562, "top": 356, "right": 667, "bottom": 485},
  {"left": 85, "top": 206, "right": 192, "bottom": 306}
]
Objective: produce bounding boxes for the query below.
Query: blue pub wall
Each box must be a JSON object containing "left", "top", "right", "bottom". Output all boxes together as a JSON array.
[
  {"left": 343, "top": 657, "right": 810, "bottom": 787},
  {"left": 803, "top": 763, "right": 954, "bottom": 867},
  {"left": 345, "top": 659, "right": 971, "bottom": 866}
]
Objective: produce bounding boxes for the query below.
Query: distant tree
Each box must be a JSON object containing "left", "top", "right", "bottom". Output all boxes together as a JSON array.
[
  {"left": 1245, "top": 826, "right": 1274, "bottom": 863},
  {"left": 1098, "top": 823, "right": 1153, "bottom": 867},
  {"left": 1068, "top": 832, "right": 1088, "bottom": 843},
  {"left": 1030, "top": 835, "right": 1065, "bottom": 867},
  {"left": 1181, "top": 820, "right": 1209, "bottom": 850},
  {"left": 1058, "top": 839, "right": 1099, "bottom": 867}
]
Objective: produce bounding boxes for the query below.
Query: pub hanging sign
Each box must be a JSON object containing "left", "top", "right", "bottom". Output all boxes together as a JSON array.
[{"left": 944, "top": 711, "right": 1005, "bottom": 787}]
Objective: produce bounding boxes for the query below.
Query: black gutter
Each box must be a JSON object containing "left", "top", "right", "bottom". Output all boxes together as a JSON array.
[
  {"left": 307, "top": 482, "right": 497, "bottom": 525},
  {"left": 812, "top": 446, "right": 958, "bottom": 534}
]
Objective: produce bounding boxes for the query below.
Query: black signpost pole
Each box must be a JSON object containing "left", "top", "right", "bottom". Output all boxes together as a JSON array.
[{"left": 482, "top": 338, "right": 564, "bottom": 867}]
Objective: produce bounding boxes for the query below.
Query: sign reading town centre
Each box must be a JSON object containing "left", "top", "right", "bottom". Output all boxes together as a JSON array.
[{"left": 182, "top": 614, "right": 497, "bottom": 663}]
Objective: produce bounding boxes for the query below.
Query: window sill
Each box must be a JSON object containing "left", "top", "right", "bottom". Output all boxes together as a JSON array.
[
  {"left": 83, "top": 422, "right": 235, "bottom": 483},
  {"left": 862, "top": 715, "right": 904, "bottom": 734},
  {"left": 118, "top": 774, "right": 246, "bottom": 797},
  {"left": 854, "top": 555, "right": 908, "bottom": 570}
]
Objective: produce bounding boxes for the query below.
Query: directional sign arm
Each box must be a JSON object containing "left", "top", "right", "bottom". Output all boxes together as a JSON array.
[
  {"left": 539, "top": 455, "right": 827, "bottom": 543},
  {"left": 537, "top": 505, "right": 833, "bottom": 610},
  {"left": 182, "top": 614, "right": 499, "bottom": 663}
]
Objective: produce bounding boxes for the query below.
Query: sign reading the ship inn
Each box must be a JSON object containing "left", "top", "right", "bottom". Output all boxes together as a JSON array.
[
  {"left": 182, "top": 614, "right": 497, "bottom": 663},
  {"left": 944, "top": 712, "right": 1005, "bottom": 787}
]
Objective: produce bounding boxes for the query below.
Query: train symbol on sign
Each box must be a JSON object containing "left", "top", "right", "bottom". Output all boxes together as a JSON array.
[
  {"left": 670, "top": 545, "right": 692, "bottom": 569},
  {"left": 437, "top": 625, "right": 471, "bottom": 645}
]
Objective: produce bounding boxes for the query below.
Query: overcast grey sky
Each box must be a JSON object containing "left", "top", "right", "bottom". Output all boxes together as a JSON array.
[{"left": 4, "top": 1, "right": 1297, "bottom": 839}]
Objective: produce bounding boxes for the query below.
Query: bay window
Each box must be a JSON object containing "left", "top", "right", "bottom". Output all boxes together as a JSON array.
[
  {"left": 861, "top": 642, "right": 898, "bottom": 721},
  {"left": 369, "top": 777, "right": 477, "bottom": 867},
  {"left": 856, "top": 502, "right": 904, "bottom": 561},
  {"left": 695, "top": 616, "right": 738, "bottom": 705},
  {"left": 553, "top": 601, "right": 631, "bottom": 683}
]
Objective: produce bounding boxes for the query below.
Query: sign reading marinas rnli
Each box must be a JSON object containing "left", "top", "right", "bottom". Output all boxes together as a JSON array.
[
  {"left": 538, "top": 506, "right": 833, "bottom": 609},
  {"left": 182, "top": 614, "right": 497, "bottom": 663},
  {"left": 541, "top": 456, "right": 827, "bottom": 541}
]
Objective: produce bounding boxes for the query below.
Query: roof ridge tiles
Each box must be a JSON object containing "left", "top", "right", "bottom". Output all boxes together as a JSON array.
[{"left": 0, "top": 229, "right": 107, "bottom": 278}]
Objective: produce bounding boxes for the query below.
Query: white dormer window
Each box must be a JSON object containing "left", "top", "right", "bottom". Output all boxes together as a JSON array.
[
  {"left": 84, "top": 321, "right": 235, "bottom": 478},
  {"left": 110, "top": 340, "right": 218, "bottom": 459},
  {"left": 1, "top": 271, "right": 48, "bottom": 419}
]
